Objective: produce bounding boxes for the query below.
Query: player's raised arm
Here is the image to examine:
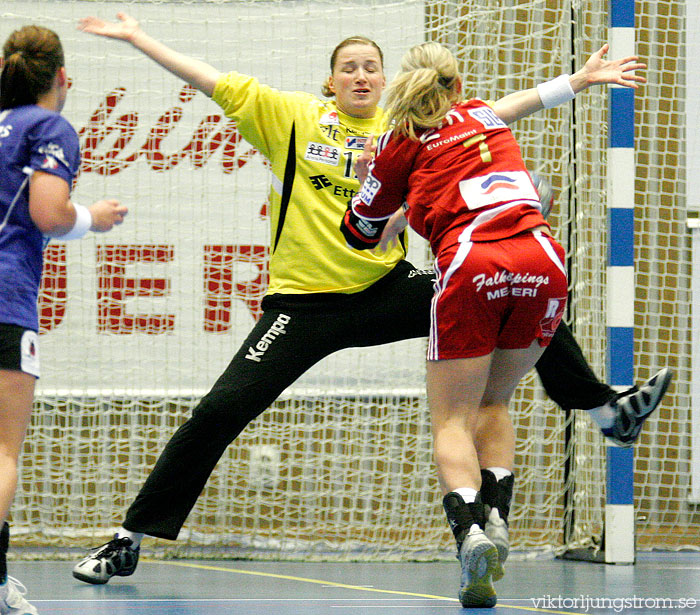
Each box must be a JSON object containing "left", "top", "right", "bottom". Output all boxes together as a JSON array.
[
  {"left": 492, "top": 43, "right": 646, "bottom": 125},
  {"left": 78, "top": 12, "right": 221, "bottom": 97}
]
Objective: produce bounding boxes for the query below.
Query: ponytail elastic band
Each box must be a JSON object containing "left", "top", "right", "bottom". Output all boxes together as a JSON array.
[
  {"left": 536, "top": 74, "right": 575, "bottom": 108},
  {"left": 437, "top": 75, "right": 454, "bottom": 89},
  {"left": 58, "top": 203, "right": 92, "bottom": 240}
]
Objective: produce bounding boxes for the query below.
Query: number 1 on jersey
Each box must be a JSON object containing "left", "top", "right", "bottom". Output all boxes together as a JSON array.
[
  {"left": 343, "top": 151, "right": 356, "bottom": 178},
  {"left": 463, "top": 134, "right": 492, "bottom": 163}
]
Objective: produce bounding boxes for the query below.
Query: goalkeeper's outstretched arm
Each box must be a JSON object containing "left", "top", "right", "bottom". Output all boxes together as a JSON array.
[{"left": 78, "top": 12, "right": 221, "bottom": 97}]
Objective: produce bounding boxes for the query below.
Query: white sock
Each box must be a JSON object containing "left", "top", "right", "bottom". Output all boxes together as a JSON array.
[
  {"left": 587, "top": 403, "right": 616, "bottom": 429},
  {"left": 454, "top": 487, "right": 478, "bottom": 503},
  {"left": 485, "top": 467, "right": 512, "bottom": 482},
  {"left": 116, "top": 528, "right": 144, "bottom": 547}
]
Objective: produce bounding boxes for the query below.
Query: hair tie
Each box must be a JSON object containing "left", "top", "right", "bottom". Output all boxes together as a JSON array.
[{"left": 437, "top": 75, "right": 453, "bottom": 89}]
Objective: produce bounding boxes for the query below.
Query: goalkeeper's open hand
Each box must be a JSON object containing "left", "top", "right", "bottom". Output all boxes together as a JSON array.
[{"left": 78, "top": 12, "right": 141, "bottom": 44}]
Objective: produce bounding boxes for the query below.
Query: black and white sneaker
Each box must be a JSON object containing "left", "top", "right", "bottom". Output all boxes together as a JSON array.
[
  {"left": 480, "top": 469, "right": 514, "bottom": 581},
  {"left": 443, "top": 492, "right": 499, "bottom": 607},
  {"left": 602, "top": 368, "right": 673, "bottom": 447},
  {"left": 72, "top": 535, "right": 140, "bottom": 585},
  {"left": 458, "top": 525, "right": 499, "bottom": 608}
]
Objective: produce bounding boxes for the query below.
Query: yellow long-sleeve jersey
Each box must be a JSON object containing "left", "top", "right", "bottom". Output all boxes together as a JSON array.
[{"left": 212, "top": 71, "right": 406, "bottom": 296}]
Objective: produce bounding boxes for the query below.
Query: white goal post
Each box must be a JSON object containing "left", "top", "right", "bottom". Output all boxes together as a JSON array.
[{"left": 2, "top": 0, "right": 696, "bottom": 559}]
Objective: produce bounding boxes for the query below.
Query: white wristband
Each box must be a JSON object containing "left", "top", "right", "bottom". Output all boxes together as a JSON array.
[
  {"left": 58, "top": 203, "right": 92, "bottom": 240},
  {"left": 537, "top": 74, "right": 575, "bottom": 108}
]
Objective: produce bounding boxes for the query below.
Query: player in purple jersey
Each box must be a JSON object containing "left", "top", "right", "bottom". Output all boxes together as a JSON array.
[{"left": 0, "top": 25, "right": 127, "bottom": 614}]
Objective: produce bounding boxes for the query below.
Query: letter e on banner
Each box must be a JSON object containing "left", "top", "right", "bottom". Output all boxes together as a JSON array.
[{"left": 97, "top": 245, "right": 175, "bottom": 334}]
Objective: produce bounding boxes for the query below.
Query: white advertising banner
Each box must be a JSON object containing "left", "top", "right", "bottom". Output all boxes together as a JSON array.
[{"left": 2, "top": 1, "right": 426, "bottom": 395}]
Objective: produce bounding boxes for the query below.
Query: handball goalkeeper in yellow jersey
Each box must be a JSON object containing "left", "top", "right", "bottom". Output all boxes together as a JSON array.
[{"left": 71, "top": 11, "right": 670, "bottom": 586}]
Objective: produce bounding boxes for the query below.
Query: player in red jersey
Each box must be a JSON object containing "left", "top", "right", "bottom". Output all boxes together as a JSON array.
[{"left": 341, "top": 41, "right": 642, "bottom": 607}]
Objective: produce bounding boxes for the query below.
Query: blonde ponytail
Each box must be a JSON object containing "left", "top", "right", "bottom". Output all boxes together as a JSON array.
[{"left": 384, "top": 42, "right": 460, "bottom": 140}]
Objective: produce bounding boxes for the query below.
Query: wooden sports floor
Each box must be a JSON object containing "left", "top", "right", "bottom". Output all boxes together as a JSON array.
[{"left": 8, "top": 552, "right": 700, "bottom": 614}]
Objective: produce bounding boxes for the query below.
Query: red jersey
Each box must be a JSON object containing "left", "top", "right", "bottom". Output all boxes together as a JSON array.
[{"left": 343, "top": 99, "right": 549, "bottom": 254}]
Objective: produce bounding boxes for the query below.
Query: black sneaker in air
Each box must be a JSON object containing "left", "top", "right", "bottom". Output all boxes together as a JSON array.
[
  {"left": 602, "top": 368, "right": 673, "bottom": 447},
  {"left": 72, "top": 535, "right": 140, "bottom": 584}
]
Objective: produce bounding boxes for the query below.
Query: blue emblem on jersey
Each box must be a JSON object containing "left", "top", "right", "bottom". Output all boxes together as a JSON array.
[
  {"left": 358, "top": 173, "right": 382, "bottom": 205},
  {"left": 468, "top": 107, "right": 506, "bottom": 129},
  {"left": 480, "top": 174, "right": 519, "bottom": 194},
  {"left": 345, "top": 136, "right": 368, "bottom": 150}
]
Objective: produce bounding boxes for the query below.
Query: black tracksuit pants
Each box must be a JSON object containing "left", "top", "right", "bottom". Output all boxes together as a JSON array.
[{"left": 123, "top": 260, "right": 614, "bottom": 540}]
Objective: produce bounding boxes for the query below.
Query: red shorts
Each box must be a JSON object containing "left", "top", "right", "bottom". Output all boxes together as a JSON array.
[{"left": 428, "top": 231, "right": 568, "bottom": 360}]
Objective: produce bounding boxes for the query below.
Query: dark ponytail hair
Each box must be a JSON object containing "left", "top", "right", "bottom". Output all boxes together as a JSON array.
[{"left": 1, "top": 25, "right": 64, "bottom": 110}]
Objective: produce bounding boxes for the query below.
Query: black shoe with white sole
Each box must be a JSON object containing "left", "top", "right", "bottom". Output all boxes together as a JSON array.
[
  {"left": 72, "top": 535, "right": 140, "bottom": 585},
  {"left": 602, "top": 367, "right": 673, "bottom": 447}
]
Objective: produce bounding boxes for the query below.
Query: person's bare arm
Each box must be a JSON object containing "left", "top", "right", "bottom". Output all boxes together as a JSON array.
[
  {"left": 29, "top": 171, "right": 127, "bottom": 237},
  {"left": 79, "top": 12, "right": 221, "bottom": 97},
  {"left": 492, "top": 44, "right": 646, "bottom": 124}
]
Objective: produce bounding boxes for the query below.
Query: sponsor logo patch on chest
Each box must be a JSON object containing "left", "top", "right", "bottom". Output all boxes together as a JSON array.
[
  {"left": 345, "top": 136, "right": 368, "bottom": 150},
  {"left": 304, "top": 142, "right": 341, "bottom": 166},
  {"left": 459, "top": 170, "right": 538, "bottom": 210}
]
